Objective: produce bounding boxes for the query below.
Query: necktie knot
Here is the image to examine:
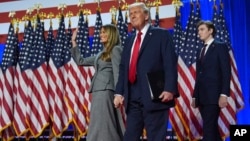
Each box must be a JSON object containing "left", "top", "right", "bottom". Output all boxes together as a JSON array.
[
  {"left": 204, "top": 44, "right": 207, "bottom": 48},
  {"left": 137, "top": 31, "right": 142, "bottom": 37}
]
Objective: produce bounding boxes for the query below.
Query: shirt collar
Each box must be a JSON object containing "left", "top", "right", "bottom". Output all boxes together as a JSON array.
[
  {"left": 136, "top": 23, "right": 150, "bottom": 35},
  {"left": 205, "top": 38, "right": 214, "bottom": 46}
]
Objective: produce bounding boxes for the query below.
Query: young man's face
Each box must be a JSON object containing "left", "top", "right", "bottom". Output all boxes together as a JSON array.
[{"left": 198, "top": 24, "right": 213, "bottom": 42}]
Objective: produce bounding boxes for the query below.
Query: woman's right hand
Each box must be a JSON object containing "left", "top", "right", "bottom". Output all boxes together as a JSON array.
[{"left": 72, "top": 28, "right": 78, "bottom": 48}]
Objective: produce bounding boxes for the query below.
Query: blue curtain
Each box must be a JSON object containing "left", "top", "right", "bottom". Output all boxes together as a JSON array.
[{"left": 179, "top": 0, "right": 250, "bottom": 125}]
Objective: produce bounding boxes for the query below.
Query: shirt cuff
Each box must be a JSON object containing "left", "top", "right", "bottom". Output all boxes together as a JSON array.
[
  {"left": 114, "top": 94, "right": 123, "bottom": 97},
  {"left": 220, "top": 94, "right": 228, "bottom": 97}
]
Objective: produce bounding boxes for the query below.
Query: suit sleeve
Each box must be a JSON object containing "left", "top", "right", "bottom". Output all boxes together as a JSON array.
[
  {"left": 161, "top": 30, "right": 178, "bottom": 96},
  {"left": 219, "top": 44, "right": 231, "bottom": 96},
  {"left": 193, "top": 48, "right": 202, "bottom": 98},
  {"left": 70, "top": 46, "right": 95, "bottom": 66},
  {"left": 115, "top": 37, "right": 132, "bottom": 95},
  {"left": 111, "top": 45, "right": 123, "bottom": 86}
]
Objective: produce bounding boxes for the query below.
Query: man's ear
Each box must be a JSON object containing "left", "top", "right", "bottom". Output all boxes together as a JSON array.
[
  {"left": 145, "top": 14, "right": 149, "bottom": 21},
  {"left": 209, "top": 28, "right": 213, "bottom": 35}
]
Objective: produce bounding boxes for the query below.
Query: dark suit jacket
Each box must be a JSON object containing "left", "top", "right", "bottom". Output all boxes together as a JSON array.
[
  {"left": 193, "top": 40, "right": 231, "bottom": 106},
  {"left": 115, "top": 26, "right": 178, "bottom": 111}
]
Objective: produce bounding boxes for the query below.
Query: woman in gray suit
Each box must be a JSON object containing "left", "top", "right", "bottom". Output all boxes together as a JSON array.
[{"left": 70, "top": 24, "right": 124, "bottom": 141}]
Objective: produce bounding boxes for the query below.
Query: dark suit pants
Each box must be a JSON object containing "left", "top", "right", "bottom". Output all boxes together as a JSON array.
[
  {"left": 124, "top": 101, "right": 169, "bottom": 141},
  {"left": 199, "top": 105, "right": 222, "bottom": 141}
]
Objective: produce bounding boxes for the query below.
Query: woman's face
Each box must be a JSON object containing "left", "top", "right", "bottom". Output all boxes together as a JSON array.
[{"left": 100, "top": 28, "right": 109, "bottom": 44}]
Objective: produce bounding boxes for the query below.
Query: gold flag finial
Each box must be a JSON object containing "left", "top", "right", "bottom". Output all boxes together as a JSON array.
[
  {"left": 26, "top": 7, "right": 34, "bottom": 16},
  {"left": 34, "top": 3, "right": 42, "bottom": 14},
  {"left": 172, "top": 0, "right": 183, "bottom": 14},
  {"left": 154, "top": 0, "right": 162, "bottom": 12},
  {"left": 47, "top": 12, "right": 54, "bottom": 26},
  {"left": 56, "top": 13, "right": 62, "bottom": 23},
  {"left": 66, "top": 11, "right": 73, "bottom": 26},
  {"left": 83, "top": 9, "right": 91, "bottom": 23},
  {"left": 13, "top": 18, "right": 20, "bottom": 34},
  {"left": 31, "top": 15, "right": 37, "bottom": 28},
  {"left": 8, "top": 11, "right": 16, "bottom": 19},
  {"left": 95, "top": 0, "right": 102, "bottom": 11},
  {"left": 154, "top": 0, "right": 162, "bottom": 6},
  {"left": 9, "top": 11, "right": 16, "bottom": 25},
  {"left": 122, "top": 2, "right": 128, "bottom": 10},
  {"left": 110, "top": 6, "right": 117, "bottom": 24},
  {"left": 66, "top": 11, "right": 73, "bottom": 18},
  {"left": 22, "top": 15, "right": 29, "bottom": 21},
  {"left": 144, "top": 0, "right": 154, "bottom": 8},
  {"left": 78, "top": 0, "right": 85, "bottom": 8},
  {"left": 83, "top": 9, "right": 91, "bottom": 15},
  {"left": 118, "top": 0, "right": 125, "bottom": 7},
  {"left": 22, "top": 15, "right": 29, "bottom": 26},
  {"left": 58, "top": 3, "right": 67, "bottom": 15},
  {"left": 39, "top": 12, "right": 46, "bottom": 21}
]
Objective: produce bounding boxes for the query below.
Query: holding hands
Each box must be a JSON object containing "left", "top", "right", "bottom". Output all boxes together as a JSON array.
[{"left": 114, "top": 95, "right": 124, "bottom": 108}]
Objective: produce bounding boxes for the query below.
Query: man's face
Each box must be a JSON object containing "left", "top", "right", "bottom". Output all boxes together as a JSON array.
[
  {"left": 198, "top": 24, "right": 213, "bottom": 42},
  {"left": 129, "top": 6, "right": 148, "bottom": 30}
]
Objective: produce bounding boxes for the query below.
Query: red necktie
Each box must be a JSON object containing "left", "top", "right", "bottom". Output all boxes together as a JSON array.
[
  {"left": 200, "top": 44, "right": 207, "bottom": 62},
  {"left": 129, "top": 31, "right": 142, "bottom": 84}
]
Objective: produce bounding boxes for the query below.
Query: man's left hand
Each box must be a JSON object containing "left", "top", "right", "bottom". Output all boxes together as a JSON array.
[
  {"left": 159, "top": 91, "right": 174, "bottom": 103},
  {"left": 219, "top": 96, "right": 228, "bottom": 108}
]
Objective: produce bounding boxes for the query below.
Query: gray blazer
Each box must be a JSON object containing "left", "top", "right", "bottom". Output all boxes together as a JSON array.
[{"left": 70, "top": 45, "right": 123, "bottom": 93}]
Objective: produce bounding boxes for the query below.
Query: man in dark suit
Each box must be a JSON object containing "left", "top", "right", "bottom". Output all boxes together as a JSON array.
[
  {"left": 191, "top": 20, "right": 231, "bottom": 141},
  {"left": 113, "top": 2, "right": 178, "bottom": 141}
]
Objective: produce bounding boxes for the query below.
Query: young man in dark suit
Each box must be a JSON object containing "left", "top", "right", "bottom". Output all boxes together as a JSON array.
[
  {"left": 113, "top": 2, "right": 178, "bottom": 141},
  {"left": 191, "top": 20, "right": 231, "bottom": 141}
]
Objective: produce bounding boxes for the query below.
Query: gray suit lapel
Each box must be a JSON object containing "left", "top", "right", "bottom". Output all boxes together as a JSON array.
[{"left": 94, "top": 51, "right": 102, "bottom": 69}]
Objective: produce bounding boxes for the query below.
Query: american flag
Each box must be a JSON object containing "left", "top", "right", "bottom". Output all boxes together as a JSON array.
[
  {"left": 64, "top": 12, "right": 93, "bottom": 138},
  {"left": 76, "top": 11, "right": 91, "bottom": 58},
  {"left": 212, "top": 3, "right": 244, "bottom": 138},
  {"left": 25, "top": 16, "right": 50, "bottom": 137},
  {"left": 48, "top": 15, "right": 72, "bottom": 137},
  {"left": 172, "top": 2, "right": 203, "bottom": 140},
  {"left": 124, "top": 11, "right": 128, "bottom": 36},
  {"left": 46, "top": 24, "right": 55, "bottom": 63},
  {"left": 81, "top": 17, "right": 95, "bottom": 121},
  {"left": 13, "top": 20, "right": 33, "bottom": 136},
  {"left": 91, "top": 9, "right": 103, "bottom": 56},
  {"left": 83, "top": 17, "right": 91, "bottom": 57},
  {"left": 116, "top": 7, "right": 127, "bottom": 126},
  {"left": 0, "top": 21, "right": 18, "bottom": 140},
  {"left": 154, "top": 8, "right": 160, "bottom": 27},
  {"left": 66, "top": 19, "right": 73, "bottom": 49},
  {"left": 75, "top": 10, "right": 93, "bottom": 128},
  {"left": 117, "top": 7, "right": 128, "bottom": 48},
  {"left": 170, "top": 13, "right": 187, "bottom": 140}
]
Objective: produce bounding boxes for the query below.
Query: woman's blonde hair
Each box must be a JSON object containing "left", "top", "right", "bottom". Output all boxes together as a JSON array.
[{"left": 101, "top": 24, "right": 121, "bottom": 61}]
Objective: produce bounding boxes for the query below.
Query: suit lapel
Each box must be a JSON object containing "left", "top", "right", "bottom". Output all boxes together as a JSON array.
[
  {"left": 139, "top": 26, "right": 153, "bottom": 55},
  {"left": 94, "top": 51, "right": 102, "bottom": 69},
  {"left": 203, "top": 41, "right": 216, "bottom": 62}
]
